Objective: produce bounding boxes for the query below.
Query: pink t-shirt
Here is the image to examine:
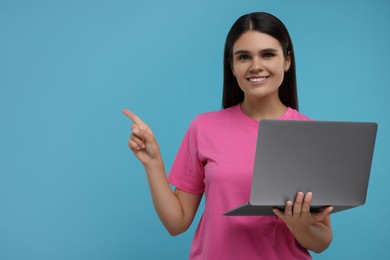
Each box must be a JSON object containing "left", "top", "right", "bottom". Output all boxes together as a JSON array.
[{"left": 168, "top": 104, "right": 312, "bottom": 260}]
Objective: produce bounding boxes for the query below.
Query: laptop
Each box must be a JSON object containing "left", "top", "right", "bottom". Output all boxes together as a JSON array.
[{"left": 224, "top": 120, "right": 378, "bottom": 216}]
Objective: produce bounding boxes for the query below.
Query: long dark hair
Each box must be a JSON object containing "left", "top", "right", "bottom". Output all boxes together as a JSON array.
[{"left": 222, "top": 12, "right": 298, "bottom": 110}]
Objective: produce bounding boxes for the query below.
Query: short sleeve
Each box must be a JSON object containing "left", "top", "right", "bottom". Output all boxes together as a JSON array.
[{"left": 168, "top": 117, "right": 205, "bottom": 194}]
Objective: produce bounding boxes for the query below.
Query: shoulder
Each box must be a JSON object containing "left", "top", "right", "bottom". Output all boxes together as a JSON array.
[
  {"left": 281, "top": 108, "right": 312, "bottom": 121},
  {"left": 186, "top": 106, "right": 240, "bottom": 135},
  {"left": 192, "top": 106, "right": 238, "bottom": 126}
]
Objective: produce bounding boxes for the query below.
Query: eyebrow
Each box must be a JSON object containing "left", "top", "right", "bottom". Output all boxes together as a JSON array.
[{"left": 233, "top": 48, "right": 279, "bottom": 56}]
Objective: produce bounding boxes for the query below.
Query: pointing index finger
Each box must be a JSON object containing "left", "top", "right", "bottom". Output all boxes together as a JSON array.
[
  {"left": 122, "top": 109, "right": 139, "bottom": 122},
  {"left": 122, "top": 109, "right": 149, "bottom": 130}
]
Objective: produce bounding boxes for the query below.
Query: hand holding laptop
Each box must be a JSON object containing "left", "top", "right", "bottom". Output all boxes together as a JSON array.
[
  {"left": 272, "top": 191, "right": 334, "bottom": 252},
  {"left": 272, "top": 192, "right": 333, "bottom": 225}
]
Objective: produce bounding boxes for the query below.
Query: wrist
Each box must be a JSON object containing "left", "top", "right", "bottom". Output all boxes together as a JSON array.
[{"left": 143, "top": 156, "right": 164, "bottom": 172}]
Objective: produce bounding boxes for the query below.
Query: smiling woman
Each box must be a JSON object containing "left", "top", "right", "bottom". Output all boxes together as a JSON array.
[
  {"left": 230, "top": 31, "right": 291, "bottom": 120},
  {"left": 222, "top": 12, "right": 298, "bottom": 113},
  {"left": 124, "top": 12, "right": 333, "bottom": 259},
  {"left": 0, "top": 1, "right": 388, "bottom": 259}
]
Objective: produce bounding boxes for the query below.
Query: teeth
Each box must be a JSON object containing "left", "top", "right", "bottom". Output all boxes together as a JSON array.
[{"left": 249, "top": 77, "right": 267, "bottom": 82}]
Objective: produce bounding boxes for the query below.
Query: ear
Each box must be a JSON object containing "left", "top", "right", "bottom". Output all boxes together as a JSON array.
[
  {"left": 231, "top": 63, "right": 236, "bottom": 77},
  {"left": 284, "top": 52, "right": 291, "bottom": 72}
]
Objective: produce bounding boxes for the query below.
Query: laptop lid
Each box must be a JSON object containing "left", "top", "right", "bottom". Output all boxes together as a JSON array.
[{"left": 225, "top": 120, "right": 377, "bottom": 216}]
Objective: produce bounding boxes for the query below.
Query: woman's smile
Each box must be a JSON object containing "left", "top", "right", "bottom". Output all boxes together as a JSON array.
[{"left": 247, "top": 76, "right": 269, "bottom": 83}]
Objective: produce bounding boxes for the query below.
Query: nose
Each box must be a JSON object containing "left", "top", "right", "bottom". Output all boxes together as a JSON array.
[{"left": 249, "top": 57, "right": 263, "bottom": 73}]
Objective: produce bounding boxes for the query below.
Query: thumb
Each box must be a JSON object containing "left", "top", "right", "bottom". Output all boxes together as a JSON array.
[
  {"left": 133, "top": 127, "right": 155, "bottom": 143},
  {"left": 272, "top": 208, "right": 283, "bottom": 217}
]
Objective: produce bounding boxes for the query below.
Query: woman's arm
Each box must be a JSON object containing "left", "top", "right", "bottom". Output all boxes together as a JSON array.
[
  {"left": 123, "top": 109, "right": 202, "bottom": 236},
  {"left": 143, "top": 158, "right": 202, "bottom": 236},
  {"left": 273, "top": 192, "right": 333, "bottom": 253}
]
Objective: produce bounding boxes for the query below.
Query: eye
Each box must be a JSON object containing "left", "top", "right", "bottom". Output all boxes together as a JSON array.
[
  {"left": 262, "top": 52, "right": 276, "bottom": 58},
  {"left": 238, "top": 54, "right": 251, "bottom": 61}
]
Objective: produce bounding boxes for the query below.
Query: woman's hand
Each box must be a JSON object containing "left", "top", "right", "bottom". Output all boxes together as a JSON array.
[
  {"left": 272, "top": 192, "right": 333, "bottom": 229},
  {"left": 122, "top": 109, "right": 162, "bottom": 166},
  {"left": 123, "top": 109, "right": 202, "bottom": 236},
  {"left": 272, "top": 192, "right": 333, "bottom": 253}
]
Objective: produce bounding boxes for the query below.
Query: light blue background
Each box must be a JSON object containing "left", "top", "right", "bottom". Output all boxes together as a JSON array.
[{"left": 1, "top": 0, "right": 389, "bottom": 259}]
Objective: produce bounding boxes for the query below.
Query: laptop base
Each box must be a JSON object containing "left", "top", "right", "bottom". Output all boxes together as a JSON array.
[{"left": 224, "top": 202, "right": 355, "bottom": 216}]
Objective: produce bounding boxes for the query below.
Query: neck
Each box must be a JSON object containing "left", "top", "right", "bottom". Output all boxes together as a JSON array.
[{"left": 240, "top": 94, "right": 288, "bottom": 121}]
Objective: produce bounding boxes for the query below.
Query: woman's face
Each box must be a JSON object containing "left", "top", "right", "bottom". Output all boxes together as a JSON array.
[{"left": 231, "top": 31, "right": 291, "bottom": 103}]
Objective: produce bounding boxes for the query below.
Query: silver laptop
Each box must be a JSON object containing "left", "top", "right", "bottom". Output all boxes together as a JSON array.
[{"left": 224, "top": 120, "right": 378, "bottom": 216}]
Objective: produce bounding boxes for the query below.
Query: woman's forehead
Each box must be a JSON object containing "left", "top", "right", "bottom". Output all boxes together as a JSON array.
[{"left": 233, "top": 31, "right": 283, "bottom": 52}]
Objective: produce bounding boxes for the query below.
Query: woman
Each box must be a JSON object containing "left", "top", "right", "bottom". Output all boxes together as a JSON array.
[{"left": 123, "top": 12, "right": 333, "bottom": 259}]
